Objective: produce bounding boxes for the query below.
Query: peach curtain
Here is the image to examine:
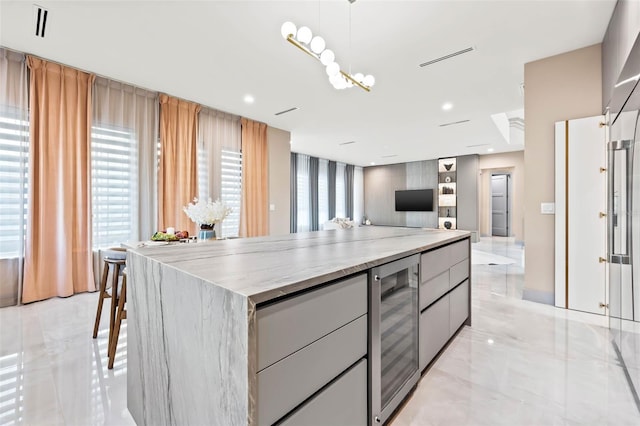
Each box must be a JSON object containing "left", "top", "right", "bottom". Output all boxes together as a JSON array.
[
  {"left": 22, "top": 56, "right": 95, "bottom": 303},
  {"left": 240, "top": 118, "right": 269, "bottom": 237},
  {"left": 158, "top": 94, "right": 201, "bottom": 235}
]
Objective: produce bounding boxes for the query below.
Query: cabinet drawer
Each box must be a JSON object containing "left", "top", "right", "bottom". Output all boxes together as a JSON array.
[
  {"left": 449, "top": 239, "right": 469, "bottom": 265},
  {"left": 450, "top": 280, "right": 469, "bottom": 336},
  {"left": 279, "top": 359, "right": 367, "bottom": 426},
  {"left": 257, "top": 315, "right": 367, "bottom": 426},
  {"left": 450, "top": 259, "right": 469, "bottom": 288},
  {"left": 257, "top": 274, "right": 367, "bottom": 371},
  {"left": 420, "top": 247, "right": 450, "bottom": 283},
  {"left": 419, "top": 295, "right": 450, "bottom": 371},
  {"left": 420, "top": 270, "right": 449, "bottom": 310}
]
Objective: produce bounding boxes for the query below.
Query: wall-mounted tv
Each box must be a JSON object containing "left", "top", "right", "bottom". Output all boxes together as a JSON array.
[{"left": 395, "top": 189, "right": 434, "bottom": 212}]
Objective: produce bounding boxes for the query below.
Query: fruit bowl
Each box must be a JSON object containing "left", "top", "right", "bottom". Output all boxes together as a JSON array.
[{"left": 151, "top": 232, "right": 179, "bottom": 242}]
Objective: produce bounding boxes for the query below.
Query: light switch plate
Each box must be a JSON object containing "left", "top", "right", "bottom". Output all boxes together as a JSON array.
[
  {"left": 540, "top": 202, "right": 555, "bottom": 214},
  {"left": 269, "top": 204, "right": 276, "bottom": 211}
]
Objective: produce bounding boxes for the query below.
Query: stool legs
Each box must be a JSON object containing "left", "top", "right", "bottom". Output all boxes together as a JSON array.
[
  {"left": 107, "top": 263, "right": 121, "bottom": 352},
  {"left": 108, "top": 273, "right": 126, "bottom": 369},
  {"left": 93, "top": 262, "right": 111, "bottom": 338}
]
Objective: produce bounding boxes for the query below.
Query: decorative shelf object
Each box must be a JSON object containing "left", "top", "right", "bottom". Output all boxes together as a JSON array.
[{"left": 438, "top": 158, "right": 457, "bottom": 229}]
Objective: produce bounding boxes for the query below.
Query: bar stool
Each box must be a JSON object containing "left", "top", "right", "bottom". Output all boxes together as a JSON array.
[
  {"left": 93, "top": 248, "right": 126, "bottom": 353},
  {"left": 108, "top": 268, "right": 126, "bottom": 369}
]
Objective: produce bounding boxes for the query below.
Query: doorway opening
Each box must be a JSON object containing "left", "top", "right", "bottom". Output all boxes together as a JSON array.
[{"left": 491, "top": 173, "right": 511, "bottom": 237}]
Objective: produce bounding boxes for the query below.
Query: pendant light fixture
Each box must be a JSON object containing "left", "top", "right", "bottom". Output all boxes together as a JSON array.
[{"left": 280, "top": 0, "right": 375, "bottom": 92}]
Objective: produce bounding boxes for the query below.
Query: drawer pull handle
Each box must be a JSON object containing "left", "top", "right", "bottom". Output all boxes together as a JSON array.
[
  {"left": 374, "top": 275, "right": 380, "bottom": 282},
  {"left": 375, "top": 416, "right": 381, "bottom": 423}
]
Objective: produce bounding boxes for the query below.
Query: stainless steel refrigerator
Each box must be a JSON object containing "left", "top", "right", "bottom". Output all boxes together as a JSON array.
[{"left": 607, "top": 37, "right": 640, "bottom": 394}]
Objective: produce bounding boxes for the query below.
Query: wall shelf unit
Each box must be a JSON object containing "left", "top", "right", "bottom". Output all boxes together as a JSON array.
[{"left": 438, "top": 158, "right": 457, "bottom": 229}]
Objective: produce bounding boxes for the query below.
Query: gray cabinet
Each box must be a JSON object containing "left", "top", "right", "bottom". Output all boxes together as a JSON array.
[
  {"left": 419, "top": 295, "right": 450, "bottom": 370},
  {"left": 280, "top": 359, "right": 367, "bottom": 426},
  {"left": 450, "top": 280, "right": 470, "bottom": 336},
  {"left": 256, "top": 274, "right": 368, "bottom": 425},
  {"left": 257, "top": 274, "right": 367, "bottom": 371},
  {"left": 419, "top": 238, "right": 471, "bottom": 371}
]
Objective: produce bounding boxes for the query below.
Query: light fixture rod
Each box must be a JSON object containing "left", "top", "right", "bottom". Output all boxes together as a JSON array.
[
  {"left": 286, "top": 35, "right": 319, "bottom": 61},
  {"left": 340, "top": 70, "right": 370, "bottom": 92},
  {"left": 286, "top": 34, "right": 371, "bottom": 92}
]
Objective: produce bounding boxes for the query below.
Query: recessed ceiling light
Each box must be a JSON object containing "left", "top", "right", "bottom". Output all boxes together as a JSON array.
[
  {"left": 243, "top": 94, "right": 255, "bottom": 104},
  {"left": 370, "top": 162, "right": 376, "bottom": 166},
  {"left": 487, "top": 148, "right": 494, "bottom": 153},
  {"left": 442, "top": 102, "right": 453, "bottom": 111}
]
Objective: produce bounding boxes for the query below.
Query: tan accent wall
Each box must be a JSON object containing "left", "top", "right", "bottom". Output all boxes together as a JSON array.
[
  {"left": 478, "top": 151, "right": 525, "bottom": 242},
  {"left": 524, "top": 44, "right": 602, "bottom": 299},
  {"left": 267, "top": 126, "right": 291, "bottom": 236}
]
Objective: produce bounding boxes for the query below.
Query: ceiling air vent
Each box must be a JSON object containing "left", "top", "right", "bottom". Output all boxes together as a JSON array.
[
  {"left": 381, "top": 154, "right": 398, "bottom": 158},
  {"left": 439, "top": 119, "right": 470, "bottom": 127},
  {"left": 419, "top": 47, "right": 474, "bottom": 68},
  {"left": 33, "top": 5, "right": 48, "bottom": 38},
  {"left": 339, "top": 141, "right": 356, "bottom": 146},
  {"left": 275, "top": 107, "right": 299, "bottom": 116}
]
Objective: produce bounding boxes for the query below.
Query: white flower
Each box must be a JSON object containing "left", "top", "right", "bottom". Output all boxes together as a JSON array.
[{"left": 183, "top": 197, "right": 232, "bottom": 226}]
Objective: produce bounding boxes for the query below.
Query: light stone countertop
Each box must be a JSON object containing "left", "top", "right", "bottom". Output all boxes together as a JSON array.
[{"left": 129, "top": 226, "right": 470, "bottom": 304}]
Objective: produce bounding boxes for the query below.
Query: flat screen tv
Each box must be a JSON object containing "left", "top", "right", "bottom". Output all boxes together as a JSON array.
[{"left": 395, "top": 189, "right": 434, "bottom": 212}]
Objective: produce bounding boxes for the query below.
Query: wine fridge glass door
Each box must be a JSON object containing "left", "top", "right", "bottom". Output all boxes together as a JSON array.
[{"left": 370, "top": 254, "right": 420, "bottom": 425}]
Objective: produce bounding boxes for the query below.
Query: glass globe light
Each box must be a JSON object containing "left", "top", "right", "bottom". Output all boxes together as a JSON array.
[
  {"left": 320, "top": 49, "right": 335, "bottom": 66},
  {"left": 310, "top": 36, "right": 326, "bottom": 54},
  {"left": 296, "top": 26, "right": 312, "bottom": 44},
  {"left": 329, "top": 73, "right": 342, "bottom": 85},
  {"left": 354, "top": 73, "right": 364, "bottom": 83},
  {"left": 363, "top": 75, "right": 375, "bottom": 87},
  {"left": 281, "top": 22, "right": 297, "bottom": 39},
  {"left": 326, "top": 62, "right": 340, "bottom": 76}
]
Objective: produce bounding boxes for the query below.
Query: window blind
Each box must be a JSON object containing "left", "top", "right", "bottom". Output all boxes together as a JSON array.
[
  {"left": 0, "top": 111, "right": 29, "bottom": 258},
  {"left": 91, "top": 125, "right": 137, "bottom": 249},
  {"left": 220, "top": 149, "right": 242, "bottom": 238}
]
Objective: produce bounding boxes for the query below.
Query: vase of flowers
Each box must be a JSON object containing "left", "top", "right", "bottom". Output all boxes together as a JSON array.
[{"left": 183, "top": 197, "right": 232, "bottom": 241}]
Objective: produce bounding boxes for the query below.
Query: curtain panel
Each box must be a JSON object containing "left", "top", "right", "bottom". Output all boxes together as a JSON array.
[
  {"left": 309, "top": 157, "right": 320, "bottom": 231},
  {"left": 22, "top": 56, "right": 96, "bottom": 303},
  {"left": 198, "top": 107, "right": 242, "bottom": 238},
  {"left": 345, "top": 164, "right": 355, "bottom": 220},
  {"left": 0, "top": 48, "right": 28, "bottom": 307},
  {"left": 198, "top": 107, "right": 241, "bottom": 201},
  {"left": 158, "top": 94, "right": 201, "bottom": 235},
  {"left": 239, "top": 118, "right": 269, "bottom": 237},
  {"left": 93, "top": 77, "right": 158, "bottom": 243},
  {"left": 354, "top": 166, "right": 364, "bottom": 225},
  {"left": 328, "top": 160, "right": 337, "bottom": 219},
  {"left": 290, "top": 153, "right": 298, "bottom": 233}
]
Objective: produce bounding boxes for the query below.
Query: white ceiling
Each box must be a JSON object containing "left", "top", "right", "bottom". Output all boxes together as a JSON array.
[{"left": 0, "top": 0, "right": 616, "bottom": 166}]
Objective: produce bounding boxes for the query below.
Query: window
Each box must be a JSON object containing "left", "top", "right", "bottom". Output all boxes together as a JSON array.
[
  {"left": 220, "top": 149, "right": 242, "bottom": 238},
  {"left": 91, "top": 124, "right": 138, "bottom": 249},
  {"left": 0, "top": 110, "right": 29, "bottom": 258},
  {"left": 318, "top": 159, "right": 329, "bottom": 226},
  {"left": 296, "top": 154, "right": 310, "bottom": 232},
  {"left": 354, "top": 166, "right": 364, "bottom": 224},
  {"left": 336, "top": 162, "right": 346, "bottom": 218}
]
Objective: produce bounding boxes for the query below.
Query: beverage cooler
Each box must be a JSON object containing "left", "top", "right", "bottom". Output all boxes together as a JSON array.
[{"left": 369, "top": 254, "right": 420, "bottom": 425}]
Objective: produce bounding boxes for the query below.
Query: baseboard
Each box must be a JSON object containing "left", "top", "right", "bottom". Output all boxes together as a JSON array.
[{"left": 522, "top": 288, "right": 554, "bottom": 305}]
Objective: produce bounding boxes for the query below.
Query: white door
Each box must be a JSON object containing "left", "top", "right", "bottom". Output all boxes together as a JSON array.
[{"left": 554, "top": 116, "right": 607, "bottom": 314}]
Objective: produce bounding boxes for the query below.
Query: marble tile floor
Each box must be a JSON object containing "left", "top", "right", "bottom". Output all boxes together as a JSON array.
[
  {"left": 393, "top": 237, "right": 640, "bottom": 426},
  {"left": 0, "top": 236, "right": 638, "bottom": 425}
]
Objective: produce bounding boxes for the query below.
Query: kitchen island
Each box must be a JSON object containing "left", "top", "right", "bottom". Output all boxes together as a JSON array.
[{"left": 126, "top": 226, "right": 471, "bottom": 425}]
